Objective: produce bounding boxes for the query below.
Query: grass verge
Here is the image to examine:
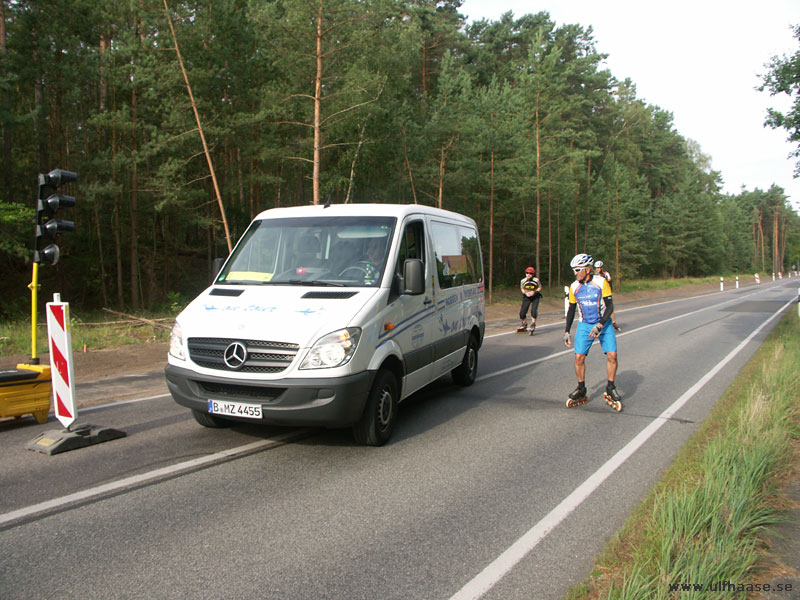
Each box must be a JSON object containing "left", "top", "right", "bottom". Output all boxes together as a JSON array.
[
  {"left": 0, "top": 312, "right": 173, "bottom": 356},
  {"left": 566, "top": 310, "right": 800, "bottom": 599}
]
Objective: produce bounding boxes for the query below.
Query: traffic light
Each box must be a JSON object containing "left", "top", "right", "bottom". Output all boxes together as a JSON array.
[{"left": 34, "top": 168, "right": 77, "bottom": 265}]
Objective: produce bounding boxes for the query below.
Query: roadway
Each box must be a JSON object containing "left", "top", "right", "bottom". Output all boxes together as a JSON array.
[{"left": 0, "top": 279, "right": 796, "bottom": 599}]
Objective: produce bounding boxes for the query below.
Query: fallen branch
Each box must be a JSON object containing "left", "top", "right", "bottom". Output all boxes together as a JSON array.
[
  {"left": 101, "top": 308, "right": 175, "bottom": 331},
  {"left": 80, "top": 318, "right": 173, "bottom": 326}
]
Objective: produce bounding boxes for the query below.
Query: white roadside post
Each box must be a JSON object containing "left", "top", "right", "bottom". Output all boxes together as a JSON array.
[
  {"left": 736, "top": 276, "right": 739, "bottom": 289},
  {"left": 26, "top": 293, "right": 126, "bottom": 455},
  {"left": 564, "top": 286, "right": 569, "bottom": 318},
  {"left": 720, "top": 277, "right": 724, "bottom": 292},
  {"left": 46, "top": 293, "right": 76, "bottom": 429}
]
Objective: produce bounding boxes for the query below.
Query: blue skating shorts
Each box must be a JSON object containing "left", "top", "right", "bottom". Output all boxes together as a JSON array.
[{"left": 574, "top": 321, "right": 617, "bottom": 355}]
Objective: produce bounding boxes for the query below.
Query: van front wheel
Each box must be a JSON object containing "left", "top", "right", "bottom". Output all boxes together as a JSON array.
[
  {"left": 353, "top": 369, "right": 398, "bottom": 446},
  {"left": 452, "top": 335, "right": 479, "bottom": 386}
]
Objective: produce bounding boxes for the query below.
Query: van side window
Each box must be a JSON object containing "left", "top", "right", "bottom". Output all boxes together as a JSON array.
[
  {"left": 395, "top": 221, "right": 425, "bottom": 278},
  {"left": 430, "top": 221, "right": 482, "bottom": 289}
]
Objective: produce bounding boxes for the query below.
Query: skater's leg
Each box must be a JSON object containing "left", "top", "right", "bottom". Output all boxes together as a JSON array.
[
  {"left": 605, "top": 350, "right": 617, "bottom": 384},
  {"left": 529, "top": 295, "right": 541, "bottom": 332},
  {"left": 574, "top": 353, "right": 586, "bottom": 383},
  {"left": 519, "top": 296, "right": 532, "bottom": 321}
]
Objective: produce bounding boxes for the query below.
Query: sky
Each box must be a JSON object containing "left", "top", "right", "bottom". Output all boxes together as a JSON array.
[{"left": 459, "top": 0, "right": 800, "bottom": 209}]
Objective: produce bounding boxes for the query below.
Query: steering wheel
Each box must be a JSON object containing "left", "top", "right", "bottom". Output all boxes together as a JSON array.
[{"left": 338, "top": 265, "right": 369, "bottom": 278}]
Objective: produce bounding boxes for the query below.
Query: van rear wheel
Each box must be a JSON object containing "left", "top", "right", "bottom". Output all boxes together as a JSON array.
[
  {"left": 353, "top": 369, "right": 398, "bottom": 446},
  {"left": 191, "top": 409, "right": 231, "bottom": 428},
  {"left": 451, "top": 334, "right": 479, "bottom": 386}
]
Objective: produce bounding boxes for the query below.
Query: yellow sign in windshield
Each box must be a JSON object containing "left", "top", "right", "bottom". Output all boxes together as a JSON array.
[{"left": 225, "top": 271, "right": 273, "bottom": 282}]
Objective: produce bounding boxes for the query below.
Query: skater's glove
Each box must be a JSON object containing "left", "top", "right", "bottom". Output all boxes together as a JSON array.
[
  {"left": 590, "top": 323, "right": 603, "bottom": 337},
  {"left": 563, "top": 332, "right": 571, "bottom": 347}
]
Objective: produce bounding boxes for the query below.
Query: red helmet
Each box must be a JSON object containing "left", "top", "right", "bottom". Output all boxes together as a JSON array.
[{"left": 525, "top": 266, "right": 535, "bottom": 274}]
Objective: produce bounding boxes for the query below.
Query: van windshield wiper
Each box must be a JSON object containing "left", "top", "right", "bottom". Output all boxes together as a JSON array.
[{"left": 268, "top": 279, "right": 345, "bottom": 287}]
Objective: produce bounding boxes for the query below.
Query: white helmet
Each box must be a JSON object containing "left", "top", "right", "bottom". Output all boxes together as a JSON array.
[
  {"left": 594, "top": 260, "right": 604, "bottom": 269},
  {"left": 570, "top": 253, "right": 593, "bottom": 269}
]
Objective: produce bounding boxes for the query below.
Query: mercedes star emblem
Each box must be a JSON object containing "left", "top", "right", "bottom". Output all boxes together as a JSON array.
[{"left": 223, "top": 342, "right": 247, "bottom": 369}]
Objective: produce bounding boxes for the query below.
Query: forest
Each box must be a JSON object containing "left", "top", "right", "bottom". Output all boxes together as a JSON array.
[{"left": 1, "top": 0, "right": 799, "bottom": 316}]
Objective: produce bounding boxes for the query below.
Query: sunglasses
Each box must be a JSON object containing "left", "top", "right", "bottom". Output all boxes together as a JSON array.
[{"left": 572, "top": 267, "right": 585, "bottom": 274}]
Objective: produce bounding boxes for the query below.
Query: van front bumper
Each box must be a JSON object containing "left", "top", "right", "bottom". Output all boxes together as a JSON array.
[{"left": 165, "top": 364, "right": 375, "bottom": 427}]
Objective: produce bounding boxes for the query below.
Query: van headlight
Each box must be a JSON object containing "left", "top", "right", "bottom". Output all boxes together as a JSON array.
[
  {"left": 169, "top": 322, "right": 186, "bottom": 360},
  {"left": 300, "top": 328, "right": 361, "bottom": 369}
]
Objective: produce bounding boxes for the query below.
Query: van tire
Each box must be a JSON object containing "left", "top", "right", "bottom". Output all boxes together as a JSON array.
[
  {"left": 452, "top": 334, "right": 479, "bottom": 386},
  {"left": 353, "top": 369, "right": 398, "bottom": 446},
  {"left": 192, "top": 409, "right": 231, "bottom": 428}
]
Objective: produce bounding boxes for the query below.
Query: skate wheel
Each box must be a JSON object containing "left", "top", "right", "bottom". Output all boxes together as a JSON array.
[{"left": 604, "top": 394, "right": 623, "bottom": 412}]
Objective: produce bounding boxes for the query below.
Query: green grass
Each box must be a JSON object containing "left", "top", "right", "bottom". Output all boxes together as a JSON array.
[
  {"left": 566, "top": 312, "right": 800, "bottom": 599},
  {"left": 0, "top": 311, "right": 173, "bottom": 357}
]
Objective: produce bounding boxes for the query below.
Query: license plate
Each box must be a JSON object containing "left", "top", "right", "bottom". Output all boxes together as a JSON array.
[{"left": 207, "top": 399, "right": 262, "bottom": 419}]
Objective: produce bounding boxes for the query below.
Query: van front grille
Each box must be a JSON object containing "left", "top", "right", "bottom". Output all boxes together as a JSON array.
[{"left": 187, "top": 337, "right": 300, "bottom": 373}]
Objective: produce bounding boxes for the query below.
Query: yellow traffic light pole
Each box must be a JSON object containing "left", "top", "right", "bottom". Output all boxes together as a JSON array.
[{"left": 28, "top": 261, "right": 40, "bottom": 364}]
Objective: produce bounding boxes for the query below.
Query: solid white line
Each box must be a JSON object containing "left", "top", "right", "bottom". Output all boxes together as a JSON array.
[
  {"left": 449, "top": 297, "right": 793, "bottom": 600},
  {"left": 0, "top": 429, "right": 313, "bottom": 527},
  {"left": 79, "top": 392, "right": 171, "bottom": 412}
]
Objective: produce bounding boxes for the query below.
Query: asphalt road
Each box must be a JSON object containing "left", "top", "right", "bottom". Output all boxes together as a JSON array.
[{"left": 1, "top": 279, "right": 797, "bottom": 600}]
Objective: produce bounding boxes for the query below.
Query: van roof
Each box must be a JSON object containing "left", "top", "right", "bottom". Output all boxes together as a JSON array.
[{"left": 254, "top": 203, "right": 476, "bottom": 226}]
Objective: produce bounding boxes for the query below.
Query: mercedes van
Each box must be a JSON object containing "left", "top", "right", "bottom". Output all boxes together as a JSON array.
[{"left": 165, "top": 203, "right": 485, "bottom": 445}]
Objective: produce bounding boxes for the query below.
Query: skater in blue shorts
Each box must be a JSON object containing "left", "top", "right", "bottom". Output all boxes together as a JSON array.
[{"left": 563, "top": 254, "right": 622, "bottom": 411}]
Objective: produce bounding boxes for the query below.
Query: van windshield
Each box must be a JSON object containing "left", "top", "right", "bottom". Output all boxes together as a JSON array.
[{"left": 216, "top": 216, "right": 396, "bottom": 288}]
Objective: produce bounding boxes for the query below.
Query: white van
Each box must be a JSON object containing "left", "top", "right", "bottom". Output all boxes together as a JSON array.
[{"left": 165, "top": 203, "right": 485, "bottom": 445}]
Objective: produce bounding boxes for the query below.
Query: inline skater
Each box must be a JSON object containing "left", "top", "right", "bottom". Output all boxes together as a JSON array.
[
  {"left": 594, "top": 260, "right": 620, "bottom": 331},
  {"left": 563, "top": 254, "right": 622, "bottom": 411},
  {"left": 517, "top": 266, "right": 542, "bottom": 335}
]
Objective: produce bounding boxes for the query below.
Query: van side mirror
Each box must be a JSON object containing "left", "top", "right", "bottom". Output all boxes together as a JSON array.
[
  {"left": 402, "top": 259, "right": 424, "bottom": 295},
  {"left": 211, "top": 257, "right": 227, "bottom": 283}
]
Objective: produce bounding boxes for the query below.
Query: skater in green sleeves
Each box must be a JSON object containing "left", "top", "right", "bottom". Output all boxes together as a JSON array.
[{"left": 517, "top": 266, "right": 542, "bottom": 335}]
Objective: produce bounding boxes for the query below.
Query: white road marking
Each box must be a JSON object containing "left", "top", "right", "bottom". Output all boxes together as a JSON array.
[
  {"left": 0, "top": 429, "right": 313, "bottom": 527},
  {"left": 450, "top": 297, "right": 794, "bottom": 600}
]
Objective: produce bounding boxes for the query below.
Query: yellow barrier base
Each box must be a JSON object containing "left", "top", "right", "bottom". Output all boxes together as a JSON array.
[{"left": 0, "top": 364, "right": 52, "bottom": 424}]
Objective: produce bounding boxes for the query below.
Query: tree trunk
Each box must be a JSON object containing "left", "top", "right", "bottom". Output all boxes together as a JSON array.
[
  {"left": 489, "top": 148, "right": 495, "bottom": 303},
  {"left": 773, "top": 209, "right": 779, "bottom": 274},
  {"left": 0, "top": 0, "right": 11, "bottom": 202},
  {"left": 312, "top": 1, "right": 323, "bottom": 205},
  {"left": 437, "top": 134, "right": 455, "bottom": 209},
  {"left": 546, "top": 191, "right": 551, "bottom": 287},
  {"left": 129, "top": 83, "right": 140, "bottom": 312},
  {"left": 534, "top": 95, "right": 541, "bottom": 274},
  {"left": 615, "top": 188, "right": 620, "bottom": 286}
]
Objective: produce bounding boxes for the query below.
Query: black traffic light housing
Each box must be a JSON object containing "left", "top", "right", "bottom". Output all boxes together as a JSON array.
[{"left": 34, "top": 168, "right": 77, "bottom": 265}]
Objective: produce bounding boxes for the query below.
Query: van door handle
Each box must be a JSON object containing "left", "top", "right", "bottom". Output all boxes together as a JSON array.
[{"left": 423, "top": 297, "right": 433, "bottom": 305}]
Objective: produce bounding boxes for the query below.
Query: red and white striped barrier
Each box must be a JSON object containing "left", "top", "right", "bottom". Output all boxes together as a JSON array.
[
  {"left": 755, "top": 273, "right": 760, "bottom": 284},
  {"left": 46, "top": 293, "right": 77, "bottom": 429}
]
